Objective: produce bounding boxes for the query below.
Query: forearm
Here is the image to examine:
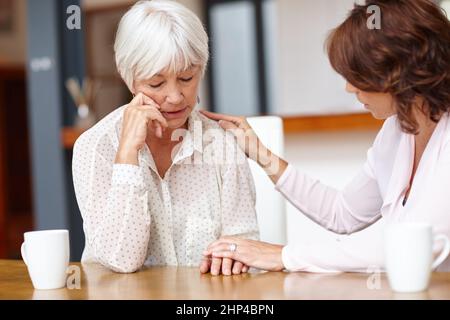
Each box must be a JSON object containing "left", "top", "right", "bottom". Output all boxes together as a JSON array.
[
  {"left": 275, "top": 166, "right": 382, "bottom": 235},
  {"left": 254, "top": 144, "right": 289, "bottom": 185},
  {"left": 93, "top": 190, "right": 151, "bottom": 273},
  {"left": 281, "top": 222, "right": 385, "bottom": 273},
  {"left": 89, "top": 165, "right": 151, "bottom": 273},
  {"left": 115, "top": 146, "right": 139, "bottom": 166}
]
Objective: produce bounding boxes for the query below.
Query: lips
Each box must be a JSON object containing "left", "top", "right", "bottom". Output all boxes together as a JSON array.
[{"left": 161, "top": 107, "right": 188, "bottom": 119}]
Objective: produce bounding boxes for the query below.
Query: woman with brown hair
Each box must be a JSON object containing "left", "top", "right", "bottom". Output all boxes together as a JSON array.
[{"left": 201, "top": 0, "right": 450, "bottom": 274}]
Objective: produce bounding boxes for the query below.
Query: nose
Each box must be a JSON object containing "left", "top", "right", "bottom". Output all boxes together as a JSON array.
[
  {"left": 346, "top": 82, "right": 359, "bottom": 94},
  {"left": 165, "top": 84, "right": 184, "bottom": 105}
]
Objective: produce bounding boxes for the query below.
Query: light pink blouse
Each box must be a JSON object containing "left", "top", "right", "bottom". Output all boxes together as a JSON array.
[{"left": 277, "top": 113, "right": 450, "bottom": 272}]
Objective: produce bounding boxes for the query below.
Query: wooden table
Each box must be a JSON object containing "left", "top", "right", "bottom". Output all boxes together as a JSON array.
[{"left": 1, "top": 260, "right": 450, "bottom": 300}]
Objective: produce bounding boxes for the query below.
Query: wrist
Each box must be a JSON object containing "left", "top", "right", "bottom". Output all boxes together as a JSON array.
[
  {"left": 255, "top": 144, "right": 272, "bottom": 168},
  {"left": 258, "top": 147, "right": 284, "bottom": 176},
  {"left": 272, "top": 245, "right": 285, "bottom": 271},
  {"left": 115, "top": 146, "right": 139, "bottom": 165}
]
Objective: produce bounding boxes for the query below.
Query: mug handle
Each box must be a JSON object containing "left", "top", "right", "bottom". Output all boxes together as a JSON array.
[
  {"left": 432, "top": 234, "right": 450, "bottom": 270},
  {"left": 21, "top": 242, "right": 28, "bottom": 266}
]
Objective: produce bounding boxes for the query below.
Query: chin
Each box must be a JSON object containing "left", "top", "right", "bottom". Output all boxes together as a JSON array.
[
  {"left": 163, "top": 106, "right": 193, "bottom": 129},
  {"left": 370, "top": 112, "right": 385, "bottom": 120},
  {"left": 371, "top": 111, "right": 395, "bottom": 120},
  {"left": 366, "top": 108, "right": 389, "bottom": 120},
  {"left": 167, "top": 117, "right": 189, "bottom": 130}
]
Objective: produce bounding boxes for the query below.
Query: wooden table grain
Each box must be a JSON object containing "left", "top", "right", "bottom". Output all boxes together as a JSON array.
[{"left": 1, "top": 260, "right": 449, "bottom": 300}]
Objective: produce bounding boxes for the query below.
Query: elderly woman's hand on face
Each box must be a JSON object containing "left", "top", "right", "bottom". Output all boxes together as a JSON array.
[
  {"left": 202, "top": 236, "right": 285, "bottom": 272},
  {"left": 115, "top": 92, "right": 168, "bottom": 165}
]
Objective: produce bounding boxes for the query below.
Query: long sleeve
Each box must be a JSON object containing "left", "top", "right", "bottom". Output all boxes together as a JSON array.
[
  {"left": 219, "top": 142, "right": 259, "bottom": 241},
  {"left": 276, "top": 160, "right": 383, "bottom": 235},
  {"left": 274, "top": 117, "right": 392, "bottom": 236},
  {"left": 278, "top": 115, "right": 450, "bottom": 273},
  {"left": 276, "top": 163, "right": 384, "bottom": 273},
  {"left": 73, "top": 134, "right": 151, "bottom": 273},
  {"left": 274, "top": 122, "right": 387, "bottom": 272},
  {"left": 280, "top": 143, "right": 450, "bottom": 273},
  {"left": 281, "top": 221, "right": 385, "bottom": 273}
]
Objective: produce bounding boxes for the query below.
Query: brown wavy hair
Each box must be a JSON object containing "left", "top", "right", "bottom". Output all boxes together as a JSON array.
[{"left": 326, "top": 0, "right": 450, "bottom": 134}]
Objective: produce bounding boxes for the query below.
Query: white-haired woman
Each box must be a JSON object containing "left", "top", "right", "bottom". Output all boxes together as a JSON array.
[{"left": 72, "top": 0, "right": 259, "bottom": 274}]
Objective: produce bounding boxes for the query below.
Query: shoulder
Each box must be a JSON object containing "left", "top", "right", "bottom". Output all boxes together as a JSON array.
[
  {"left": 192, "top": 109, "right": 238, "bottom": 147},
  {"left": 376, "top": 115, "right": 402, "bottom": 142},
  {"left": 438, "top": 112, "right": 450, "bottom": 162},
  {"left": 73, "top": 106, "right": 125, "bottom": 161},
  {"left": 371, "top": 115, "right": 403, "bottom": 154},
  {"left": 190, "top": 110, "right": 248, "bottom": 166},
  {"left": 190, "top": 109, "right": 227, "bottom": 147},
  {"left": 441, "top": 112, "right": 450, "bottom": 146},
  {"left": 365, "top": 115, "right": 404, "bottom": 183},
  {"left": 190, "top": 109, "right": 223, "bottom": 131}
]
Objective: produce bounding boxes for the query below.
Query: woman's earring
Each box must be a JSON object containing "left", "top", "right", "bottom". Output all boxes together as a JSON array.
[{"left": 197, "top": 96, "right": 201, "bottom": 104}]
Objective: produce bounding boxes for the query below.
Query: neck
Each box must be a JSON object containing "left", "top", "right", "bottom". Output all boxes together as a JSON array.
[{"left": 413, "top": 106, "right": 437, "bottom": 143}]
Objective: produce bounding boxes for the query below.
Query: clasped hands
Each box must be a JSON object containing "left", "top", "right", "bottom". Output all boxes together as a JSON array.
[{"left": 200, "top": 236, "right": 285, "bottom": 275}]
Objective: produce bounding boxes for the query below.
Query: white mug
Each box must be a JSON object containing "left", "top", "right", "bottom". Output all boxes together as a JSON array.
[
  {"left": 384, "top": 223, "right": 450, "bottom": 293},
  {"left": 21, "top": 230, "right": 70, "bottom": 290}
]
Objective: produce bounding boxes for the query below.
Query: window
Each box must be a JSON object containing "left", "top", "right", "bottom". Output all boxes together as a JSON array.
[{"left": 206, "top": 0, "right": 276, "bottom": 116}]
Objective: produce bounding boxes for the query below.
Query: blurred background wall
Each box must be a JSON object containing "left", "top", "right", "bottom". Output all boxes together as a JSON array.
[
  {"left": 0, "top": 0, "right": 448, "bottom": 261},
  {"left": 0, "top": 0, "right": 27, "bottom": 64}
]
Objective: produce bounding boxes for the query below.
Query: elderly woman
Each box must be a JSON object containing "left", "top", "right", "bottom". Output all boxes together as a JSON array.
[
  {"left": 72, "top": 0, "right": 258, "bottom": 274},
  {"left": 202, "top": 0, "right": 450, "bottom": 273}
]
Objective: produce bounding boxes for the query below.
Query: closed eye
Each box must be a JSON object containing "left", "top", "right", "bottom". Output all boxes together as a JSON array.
[
  {"left": 180, "top": 77, "right": 193, "bottom": 82},
  {"left": 148, "top": 82, "right": 163, "bottom": 88}
]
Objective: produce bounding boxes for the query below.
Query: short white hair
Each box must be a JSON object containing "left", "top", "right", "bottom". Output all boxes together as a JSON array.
[{"left": 114, "top": 0, "right": 209, "bottom": 91}]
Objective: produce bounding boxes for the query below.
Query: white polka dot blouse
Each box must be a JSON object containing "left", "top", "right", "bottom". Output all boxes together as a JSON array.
[{"left": 72, "top": 106, "right": 259, "bottom": 273}]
